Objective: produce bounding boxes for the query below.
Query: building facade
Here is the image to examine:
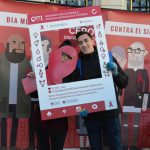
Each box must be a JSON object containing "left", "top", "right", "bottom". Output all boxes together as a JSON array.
[
  {"left": 99, "top": 0, "right": 127, "bottom": 10},
  {"left": 127, "top": 0, "right": 150, "bottom": 12},
  {"left": 17, "top": 0, "right": 150, "bottom": 12},
  {"left": 18, "top": 0, "right": 127, "bottom": 9}
]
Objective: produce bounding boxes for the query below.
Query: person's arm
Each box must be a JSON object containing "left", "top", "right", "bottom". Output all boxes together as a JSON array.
[
  {"left": 106, "top": 57, "right": 128, "bottom": 89},
  {"left": 112, "top": 57, "right": 128, "bottom": 89}
]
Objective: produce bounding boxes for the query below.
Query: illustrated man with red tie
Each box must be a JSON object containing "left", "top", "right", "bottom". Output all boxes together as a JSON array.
[
  {"left": 122, "top": 41, "right": 150, "bottom": 149},
  {"left": 123, "top": 41, "right": 150, "bottom": 110}
]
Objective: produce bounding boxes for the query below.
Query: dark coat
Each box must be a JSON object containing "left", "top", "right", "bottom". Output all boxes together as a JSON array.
[
  {"left": 124, "top": 68, "right": 150, "bottom": 108},
  {"left": 78, "top": 47, "right": 128, "bottom": 120},
  {"left": 0, "top": 53, "right": 31, "bottom": 118}
]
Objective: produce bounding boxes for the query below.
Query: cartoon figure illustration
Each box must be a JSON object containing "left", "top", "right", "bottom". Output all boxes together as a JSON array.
[
  {"left": 30, "top": 34, "right": 52, "bottom": 71},
  {"left": 111, "top": 46, "right": 127, "bottom": 70},
  {"left": 122, "top": 41, "right": 150, "bottom": 149},
  {"left": 0, "top": 34, "right": 31, "bottom": 148},
  {"left": 123, "top": 42, "right": 150, "bottom": 110},
  {"left": 110, "top": 46, "right": 127, "bottom": 97},
  {"left": 28, "top": 34, "right": 53, "bottom": 149}
]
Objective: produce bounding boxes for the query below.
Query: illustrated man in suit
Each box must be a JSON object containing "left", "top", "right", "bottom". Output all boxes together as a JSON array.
[
  {"left": 123, "top": 42, "right": 149, "bottom": 109},
  {"left": 122, "top": 41, "right": 150, "bottom": 149}
]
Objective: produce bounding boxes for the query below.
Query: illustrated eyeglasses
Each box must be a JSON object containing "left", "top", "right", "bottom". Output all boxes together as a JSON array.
[{"left": 127, "top": 47, "right": 145, "bottom": 54}]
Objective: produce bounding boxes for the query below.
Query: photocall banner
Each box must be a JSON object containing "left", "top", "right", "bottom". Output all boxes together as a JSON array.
[
  {"left": 28, "top": 6, "right": 117, "bottom": 120},
  {"left": 103, "top": 9, "right": 150, "bottom": 148},
  {"left": 0, "top": 0, "right": 149, "bottom": 148}
]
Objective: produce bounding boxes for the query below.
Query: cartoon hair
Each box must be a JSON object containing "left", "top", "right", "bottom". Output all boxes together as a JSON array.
[
  {"left": 129, "top": 41, "right": 146, "bottom": 50},
  {"left": 40, "top": 34, "right": 52, "bottom": 49},
  {"left": 111, "top": 46, "right": 126, "bottom": 59},
  {"left": 59, "top": 40, "right": 72, "bottom": 48}
]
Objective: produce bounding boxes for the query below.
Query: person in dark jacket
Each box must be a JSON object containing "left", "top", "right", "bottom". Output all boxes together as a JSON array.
[
  {"left": 27, "top": 39, "right": 79, "bottom": 150},
  {"left": 76, "top": 31, "right": 128, "bottom": 150}
]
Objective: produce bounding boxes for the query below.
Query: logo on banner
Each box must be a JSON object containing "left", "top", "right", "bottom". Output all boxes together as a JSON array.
[
  {"left": 92, "top": 9, "right": 97, "bottom": 15},
  {"left": 31, "top": 15, "right": 43, "bottom": 22},
  {"left": 47, "top": 111, "right": 52, "bottom": 117},
  {"left": 92, "top": 104, "right": 98, "bottom": 109}
]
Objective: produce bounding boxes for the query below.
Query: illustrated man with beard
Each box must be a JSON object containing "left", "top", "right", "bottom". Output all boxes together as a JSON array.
[
  {"left": 122, "top": 42, "right": 150, "bottom": 149},
  {"left": 0, "top": 34, "right": 31, "bottom": 149}
]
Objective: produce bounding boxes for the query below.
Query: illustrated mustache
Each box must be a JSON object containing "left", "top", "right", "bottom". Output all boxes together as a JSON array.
[{"left": 9, "top": 49, "right": 24, "bottom": 54}]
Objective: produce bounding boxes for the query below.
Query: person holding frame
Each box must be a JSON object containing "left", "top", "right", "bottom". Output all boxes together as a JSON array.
[
  {"left": 27, "top": 39, "right": 79, "bottom": 150},
  {"left": 76, "top": 31, "right": 128, "bottom": 150}
]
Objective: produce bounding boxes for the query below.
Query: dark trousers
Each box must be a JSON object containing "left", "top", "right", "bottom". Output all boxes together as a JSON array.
[
  {"left": 1, "top": 104, "right": 18, "bottom": 147},
  {"left": 35, "top": 127, "right": 67, "bottom": 150},
  {"left": 31, "top": 103, "right": 68, "bottom": 150},
  {"left": 29, "top": 102, "right": 37, "bottom": 149},
  {"left": 123, "top": 146, "right": 142, "bottom": 150},
  {"left": 84, "top": 116, "right": 123, "bottom": 150},
  {"left": 122, "top": 113, "right": 140, "bottom": 148}
]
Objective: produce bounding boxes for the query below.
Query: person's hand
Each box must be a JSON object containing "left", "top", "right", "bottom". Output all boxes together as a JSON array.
[
  {"left": 106, "top": 62, "right": 118, "bottom": 76},
  {"left": 79, "top": 109, "right": 89, "bottom": 117},
  {"left": 26, "top": 72, "right": 35, "bottom": 79}
]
